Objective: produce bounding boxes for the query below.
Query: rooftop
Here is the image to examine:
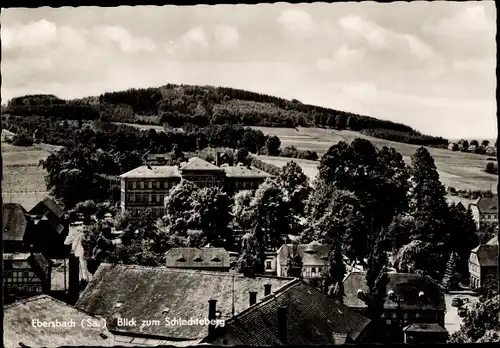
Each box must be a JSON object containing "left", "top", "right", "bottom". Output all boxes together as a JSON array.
[
  {"left": 277, "top": 242, "right": 330, "bottom": 266},
  {"left": 4, "top": 295, "right": 113, "bottom": 348},
  {"left": 206, "top": 281, "right": 371, "bottom": 345},
  {"left": 75, "top": 264, "right": 295, "bottom": 340},
  {"left": 29, "top": 197, "right": 65, "bottom": 219},
  {"left": 343, "top": 272, "right": 446, "bottom": 311},
  {"left": 165, "top": 247, "right": 230, "bottom": 269},
  {"left": 120, "top": 165, "right": 181, "bottom": 179},
  {"left": 403, "top": 323, "right": 448, "bottom": 333},
  {"left": 3, "top": 203, "right": 29, "bottom": 241},
  {"left": 180, "top": 157, "right": 224, "bottom": 171},
  {"left": 223, "top": 164, "right": 272, "bottom": 178},
  {"left": 472, "top": 195, "right": 498, "bottom": 214},
  {"left": 471, "top": 244, "right": 498, "bottom": 267}
]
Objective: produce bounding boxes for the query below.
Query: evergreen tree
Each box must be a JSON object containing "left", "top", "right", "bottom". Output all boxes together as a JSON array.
[{"left": 442, "top": 252, "right": 460, "bottom": 291}]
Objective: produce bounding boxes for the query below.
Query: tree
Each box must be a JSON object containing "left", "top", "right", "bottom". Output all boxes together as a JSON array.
[
  {"left": 470, "top": 140, "right": 479, "bottom": 147},
  {"left": 321, "top": 243, "right": 346, "bottom": 302},
  {"left": 232, "top": 190, "right": 254, "bottom": 231},
  {"left": 263, "top": 135, "right": 281, "bottom": 156},
  {"left": 407, "top": 147, "right": 449, "bottom": 245},
  {"left": 447, "top": 204, "right": 478, "bottom": 277},
  {"left": 247, "top": 178, "right": 290, "bottom": 250},
  {"left": 236, "top": 148, "right": 250, "bottom": 165},
  {"left": 237, "top": 232, "right": 265, "bottom": 276},
  {"left": 164, "top": 180, "right": 200, "bottom": 234},
  {"left": 12, "top": 132, "right": 34, "bottom": 146},
  {"left": 441, "top": 252, "right": 460, "bottom": 291},
  {"left": 451, "top": 143, "right": 459, "bottom": 151},
  {"left": 285, "top": 243, "right": 303, "bottom": 278},
  {"left": 393, "top": 240, "right": 446, "bottom": 279},
  {"left": 481, "top": 140, "right": 490, "bottom": 148},
  {"left": 449, "top": 296, "right": 499, "bottom": 343},
  {"left": 485, "top": 162, "right": 498, "bottom": 175},
  {"left": 277, "top": 161, "right": 311, "bottom": 219}
]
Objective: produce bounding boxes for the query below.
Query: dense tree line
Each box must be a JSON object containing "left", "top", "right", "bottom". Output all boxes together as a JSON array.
[
  {"left": 6, "top": 87, "right": 448, "bottom": 147},
  {"left": 485, "top": 162, "right": 498, "bottom": 174},
  {"left": 361, "top": 128, "right": 448, "bottom": 148}
]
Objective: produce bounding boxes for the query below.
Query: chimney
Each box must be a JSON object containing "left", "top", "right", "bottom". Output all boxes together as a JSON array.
[
  {"left": 264, "top": 284, "right": 272, "bottom": 296},
  {"left": 68, "top": 252, "right": 80, "bottom": 305},
  {"left": 249, "top": 291, "right": 257, "bottom": 306},
  {"left": 216, "top": 152, "right": 221, "bottom": 167},
  {"left": 208, "top": 299, "right": 217, "bottom": 336},
  {"left": 277, "top": 306, "right": 287, "bottom": 343}
]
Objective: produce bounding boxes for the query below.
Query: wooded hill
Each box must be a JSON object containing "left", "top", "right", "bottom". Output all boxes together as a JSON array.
[{"left": 3, "top": 84, "right": 448, "bottom": 147}]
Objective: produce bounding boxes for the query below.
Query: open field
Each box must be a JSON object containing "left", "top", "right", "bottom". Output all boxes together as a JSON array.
[
  {"left": 253, "top": 127, "right": 497, "bottom": 192},
  {"left": 2, "top": 142, "right": 51, "bottom": 210}
]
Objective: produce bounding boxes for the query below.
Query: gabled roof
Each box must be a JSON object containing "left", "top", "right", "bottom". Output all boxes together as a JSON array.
[
  {"left": 343, "top": 272, "right": 446, "bottom": 311},
  {"left": 165, "top": 247, "right": 230, "bottom": 268},
  {"left": 223, "top": 164, "right": 272, "bottom": 178},
  {"left": 3, "top": 252, "right": 52, "bottom": 282},
  {"left": 3, "top": 253, "right": 32, "bottom": 269},
  {"left": 3, "top": 295, "right": 113, "bottom": 348},
  {"left": 206, "top": 281, "right": 371, "bottom": 345},
  {"left": 34, "top": 211, "right": 65, "bottom": 235},
  {"left": 277, "top": 242, "right": 329, "bottom": 267},
  {"left": 472, "top": 195, "right": 498, "bottom": 214},
  {"left": 3, "top": 203, "right": 30, "bottom": 241},
  {"left": 403, "top": 323, "right": 448, "bottom": 333},
  {"left": 119, "top": 165, "right": 181, "bottom": 178},
  {"left": 180, "top": 157, "right": 224, "bottom": 171},
  {"left": 75, "top": 264, "right": 295, "bottom": 340},
  {"left": 29, "top": 197, "right": 65, "bottom": 218},
  {"left": 471, "top": 244, "right": 498, "bottom": 267},
  {"left": 487, "top": 236, "right": 498, "bottom": 245}
]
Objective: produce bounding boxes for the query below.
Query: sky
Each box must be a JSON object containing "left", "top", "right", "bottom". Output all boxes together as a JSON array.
[{"left": 1, "top": 2, "right": 497, "bottom": 139}]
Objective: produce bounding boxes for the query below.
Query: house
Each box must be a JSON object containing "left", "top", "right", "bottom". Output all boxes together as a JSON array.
[
  {"left": 343, "top": 272, "right": 447, "bottom": 343},
  {"left": 203, "top": 280, "right": 371, "bottom": 345},
  {"left": 29, "top": 197, "right": 66, "bottom": 220},
  {"left": 75, "top": 263, "right": 295, "bottom": 346},
  {"left": 469, "top": 195, "right": 498, "bottom": 228},
  {"left": 468, "top": 145, "right": 477, "bottom": 152},
  {"left": 403, "top": 323, "right": 448, "bottom": 344},
  {"left": 276, "top": 242, "right": 329, "bottom": 282},
  {"left": 447, "top": 142, "right": 457, "bottom": 150},
  {"left": 2, "top": 128, "right": 15, "bottom": 141},
  {"left": 469, "top": 243, "right": 498, "bottom": 290},
  {"left": 165, "top": 247, "right": 231, "bottom": 272},
  {"left": 119, "top": 155, "right": 272, "bottom": 217},
  {"left": 3, "top": 252, "right": 52, "bottom": 303},
  {"left": 264, "top": 251, "right": 278, "bottom": 275},
  {"left": 3, "top": 295, "right": 114, "bottom": 348},
  {"left": 3, "top": 203, "right": 34, "bottom": 253}
]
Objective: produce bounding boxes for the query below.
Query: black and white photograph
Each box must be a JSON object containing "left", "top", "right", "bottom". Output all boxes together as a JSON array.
[{"left": 1, "top": 1, "right": 498, "bottom": 347}]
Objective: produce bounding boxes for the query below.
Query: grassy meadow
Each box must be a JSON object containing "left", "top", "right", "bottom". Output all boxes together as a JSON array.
[
  {"left": 252, "top": 126, "right": 497, "bottom": 192},
  {"left": 2, "top": 141, "right": 51, "bottom": 210}
]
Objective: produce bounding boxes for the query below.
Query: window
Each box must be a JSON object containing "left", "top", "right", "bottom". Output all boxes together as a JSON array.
[
  {"left": 156, "top": 182, "right": 161, "bottom": 189},
  {"left": 152, "top": 194, "right": 157, "bottom": 203},
  {"left": 311, "top": 267, "right": 316, "bottom": 274},
  {"left": 132, "top": 181, "right": 137, "bottom": 189},
  {"left": 386, "top": 319, "right": 391, "bottom": 325},
  {"left": 392, "top": 312, "right": 397, "bottom": 319},
  {"left": 140, "top": 182, "right": 144, "bottom": 189},
  {"left": 266, "top": 260, "right": 272, "bottom": 270},
  {"left": 415, "top": 313, "right": 420, "bottom": 318},
  {"left": 148, "top": 182, "right": 152, "bottom": 189},
  {"left": 404, "top": 313, "right": 408, "bottom": 319}
]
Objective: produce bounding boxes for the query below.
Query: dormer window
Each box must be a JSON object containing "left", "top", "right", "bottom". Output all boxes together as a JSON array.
[
  {"left": 176, "top": 255, "right": 186, "bottom": 262},
  {"left": 210, "top": 256, "right": 221, "bottom": 262},
  {"left": 193, "top": 255, "right": 203, "bottom": 262}
]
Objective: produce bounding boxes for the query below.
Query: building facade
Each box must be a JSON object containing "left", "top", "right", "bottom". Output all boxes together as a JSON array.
[
  {"left": 469, "top": 242, "right": 498, "bottom": 290},
  {"left": 276, "top": 242, "right": 329, "bottom": 282},
  {"left": 469, "top": 195, "right": 498, "bottom": 229},
  {"left": 120, "top": 156, "right": 271, "bottom": 217}
]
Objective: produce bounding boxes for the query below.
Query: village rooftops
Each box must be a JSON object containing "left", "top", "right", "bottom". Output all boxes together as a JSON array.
[
  {"left": 29, "top": 197, "right": 65, "bottom": 219},
  {"left": 119, "top": 165, "right": 181, "bottom": 179},
  {"left": 75, "top": 263, "right": 295, "bottom": 340},
  {"left": 204, "top": 281, "right": 371, "bottom": 345},
  {"left": 3, "top": 203, "right": 30, "bottom": 241},
  {"left": 4, "top": 252, "right": 52, "bottom": 283},
  {"left": 3, "top": 295, "right": 113, "bottom": 348},
  {"left": 343, "top": 272, "right": 446, "bottom": 311},
  {"left": 165, "top": 247, "right": 230, "bottom": 269},
  {"left": 471, "top": 244, "right": 499, "bottom": 267}
]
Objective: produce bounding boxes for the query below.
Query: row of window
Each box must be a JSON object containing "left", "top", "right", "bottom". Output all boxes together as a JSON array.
[
  {"left": 481, "top": 213, "right": 498, "bottom": 220},
  {"left": 469, "top": 263, "right": 480, "bottom": 273},
  {"left": 126, "top": 180, "right": 179, "bottom": 190},
  {"left": 6, "top": 284, "right": 42, "bottom": 293},
  {"left": 129, "top": 207, "right": 165, "bottom": 217},
  {"left": 126, "top": 193, "right": 166, "bottom": 204},
  {"left": 5, "top": 270, "right": 32, "bottom": 278},
  {"left": 381, "top": 311, "right": 442, "bottom": 323}
]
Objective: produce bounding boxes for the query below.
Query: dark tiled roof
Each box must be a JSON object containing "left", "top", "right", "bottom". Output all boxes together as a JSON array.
[
  {"left": 29, "top": 197, "right": 65, "bottom": 218},
  {"left": 209, "top": 281, "right": 371, "bottom": 345},
  {"left": 403, "top": 323, "right": 448, "bottom": 333},
  {"left": 471, "top": 244, "right": 498, "bottom": 267},
  {"left": 38, "top": 211, "right": 65, "bottom": 234},
  {"left": 473, "top": 195, "right": 498, "bottom": 214},
  {"left": 119, "top": 165, "right": 181, "bottom": 178},
  {"left": 3, "top": 203, "right": 29, "bottom": 241},
  {"left": 4, "top": 295, "right": 113, "bottom": 348},
  {"left": 180, "top": 157, "right": 224, "bottom": 171},
  {"left": 343, "top": 272, "right": 446, "bottom": 311},
  {"left": 165, "top": 247, "right": 230, "bottom": 269},
  {"left": 277, "top": 242, "right": 329, "bottom": 267},
  {"left": 75, "top": 264, "right": 295, "bottom": 340}
]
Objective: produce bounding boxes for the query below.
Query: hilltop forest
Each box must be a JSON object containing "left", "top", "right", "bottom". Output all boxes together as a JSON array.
[{"left": 2, "top": 84, "right": 448, "bottom": 147}]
